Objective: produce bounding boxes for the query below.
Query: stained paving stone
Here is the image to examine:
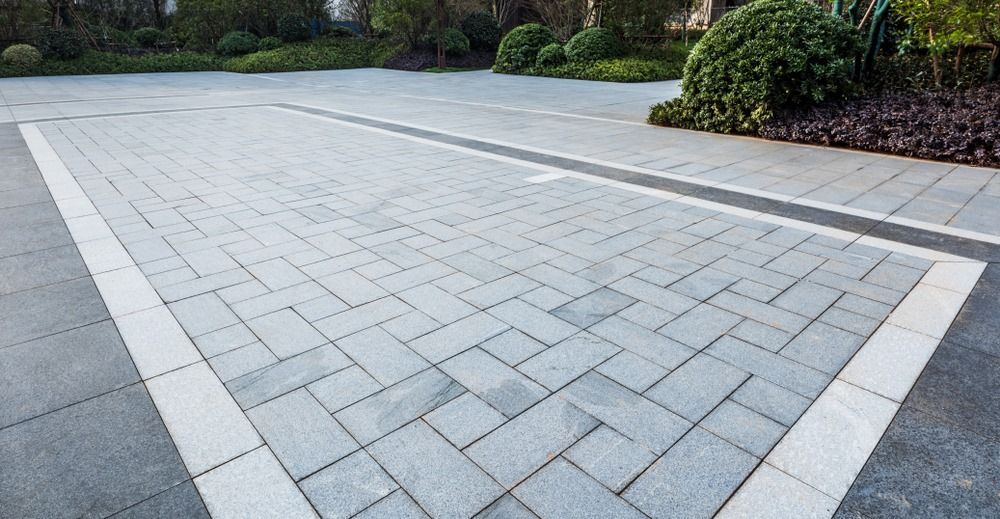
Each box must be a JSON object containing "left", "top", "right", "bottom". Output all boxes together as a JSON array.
[
  {"left": 246, "top": 389, "right": 358, "bottom": 481},
  {"left": 550, "top": 288, "right": 635, "bottom": 328},
  {"left": 109, "top": 481, "right": 209, "bottom": 519},
  {"left": 0, "top": 384, "right": 190, "bottom": 519},
  {"left": 300, "top": 450, "right": 398, "bottom": 519},
  {"left": 0, "top": 320, "right": 138, "bottom": 429},
  {"left": 227, "top": 344, "right": 353, "bottom": 409},
  {"left": 516, "top": 332, "right": 620, "bottom": 391},
  {"left": 369, "top": 420, "right": 505, "bottom": 518},
  {"left": 563, "top": 425, "right": 658, "bottom": 493},
  {"left": 440, "top": 347, "right": 548, "bottom": 417},
  {"left": 465, "top": 395, "right": 599, "bottom": 488},
  {"left": 513, "top": 458, "right": 645, "bottom": 519},
  {"left": 335, "top": 368, "right": 464, "bottom": 445},
  {"left": 623, "top": 427, "right": 758, "bottom": 518}
]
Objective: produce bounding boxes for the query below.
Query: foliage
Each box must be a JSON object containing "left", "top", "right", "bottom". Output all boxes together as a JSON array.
[
  {"left": 564, "top": 27, "right": 623, "bottom": 63},
  {"left": 533, "top": 56, "right": 683, "bottom": 82},
  {"left": 895, "top": 0, "right": 1000, "bottom": 82},
  {"left": 217, "top": 31, "right": 261, "bottom": 56},
  {"left": 340, "top": 0, "right": 375, "bottom": 36},
  {"left": 173, "top": 0, "right": 332, "bottom": 50},
  {"left": 460, "top": 11, "right": 501, "bottom": 51},
  {"left": 441, "top": 27, "right": 471, "bottom": 56},
  {"left": 649, "top": 0, "right": 862, "bottom": 134},
  {"left": 528, "top": 0, "right": 593, "bottom": 42},
  {"left": 258, "top": 36, "right": 284, "bottom": 51},
  {"left": 373, "top": 0, "right": 436, "bottom": 48},
  {"left": 493, "top": 23, "right": 557, "bottom": 73},
  {"left": 865, "top": 51, "right": 992, "bottom": 93},
  {"left": 133, "top": 27, "right": 166, "bottom": 47},
  {"left": 224, "top": 38, "right": 392, "bottom": 72},
  {"left": 760, "top": 84, "right": 1000, "bottom": 168},
  {"left": 2, "top": 44, "right": 43, "bottom": 68},
  {"left": 278, "top": 14, "right": 311, "bottom": 42},
  {"left": 0, "top": 50, "right": 224, "bottom": 77},
  {"left": 536, "top": 43, "right": 566, "bottom": 67},
  {"left": 35, "top": 28, "right": 87, "bottom": 60},
  {"left": 601, "top": 0, "right": 694, "bottom": 40},
  {"left": 328, "top": 25, "right": 357, "bottom": 38}
]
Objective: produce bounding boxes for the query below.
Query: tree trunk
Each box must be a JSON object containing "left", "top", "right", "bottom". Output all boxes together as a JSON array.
[
  {"left": 832, "top": 0, "right": 844, "bottom": 16},
  {"left": 989, "top": 44, "right": 999, "bottom": 82}
]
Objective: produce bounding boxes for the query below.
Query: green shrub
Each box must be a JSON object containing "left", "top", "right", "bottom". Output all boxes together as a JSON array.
[
  {"left": 258, "top": 36, "right": 282, "bottom": 52},
  {"left": 650, "top": 0, "right": 862, "bottom": 133},
  {"left": 564, "top": 27, "right": 622, "bottom": 63},
  {"left": 278, "top": 14, "right": 311, "bottom": 42},
  {"left": 327, "top": 25, "right": 356, "bottom": 38},
  {"left": 494, "top": 23, "right": 557, "bottom": 73},
  {"left": 460, "top": 11, "right": 501, "bottom": 51},
  {"left": 133, "top": 27, "right": 165, "bottom": 47},
  {"left": 441, "top": 28, "right": 470, "bottom": 56},
  {"left": 2, "top": 44, "right": 42, "bottom": 68},
  {"left": 0, "top": 50, "right": 224, "bottom": 77},
  {"left": 35, "top": 28, "right": 86, "bottom": 60},
  {"left": 217, "top": 31, "right": 260, "bottom": 56},
  {"left": 536, "top": 57, "right": 681, "bottom": 82},
  {"left": 536, "top": 43, "right": 566, "bottom": 67},
  {"left": 224, "top": 38, "right": 381, "bottom": 73}
]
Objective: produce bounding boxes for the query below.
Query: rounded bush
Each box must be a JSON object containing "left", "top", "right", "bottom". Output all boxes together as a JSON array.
[
  {"left": 494, "top": 23, "right": 557, "bottom": 73},
  {"left": 442, "top": 28, "right": 470, "bottom": 56},
  {"left": 564, "top": 27, "right": 621, "bottom": 63},
  {"left": 460, "top": 11, "right": 501, "bottom": 51},
  {"left": 2, "top": 44, "right": 42, "bottom": 67},
  {"left": 278, "top": 14, "right": 311, "bottom": 42},
  {"left": 327, "top": 25, "right": 355, "bottom": 38},
  {"left": 258, "top": 36, "right": 282, "bottom": 52},
  {"left": 35, "top": 28, "right": 86, "bottom": 60},
  {"left": 133, "top": 27, "right": 165, "bottom": 47},
  {"left": 217, "top": 31, "right": 260, "bottom": 56},
  {"left": 653, "top": 0, "right": 862, "bottom": 134},
  {"left": 535, "top": 43, "right": 566, "bottom": 67}
]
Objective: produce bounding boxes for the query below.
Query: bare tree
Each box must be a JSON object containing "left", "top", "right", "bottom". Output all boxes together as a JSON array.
[
  {"left": 492, "top": 0, "right": 518, "bottom": 29},
  {"left": 339, "top": 0, "right": 374, "bottom": 35},
  {"left": 529, "top": 0, "right": 593, "bottom": 41}
]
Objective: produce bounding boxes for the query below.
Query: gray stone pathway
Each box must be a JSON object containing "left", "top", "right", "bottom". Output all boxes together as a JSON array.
[{"left": 1, "top": 70, "right": 996, "bottom": 518}]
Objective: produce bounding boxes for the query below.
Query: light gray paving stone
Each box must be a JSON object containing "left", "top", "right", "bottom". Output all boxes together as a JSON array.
[
  {"left": 595, "top": 350, "right": 670, "bottom": 393},
  {"left": 487, "top": 298, "right": 580, "bottom": 346},
  {"left": 561, "top": 372, "right": 690, "bottom": 455},
  {"left": 644, "top": 353, "right": 749, "bottom": 423},
  {"left": 631, "top": 265, "right": 684, "bottom": 287},
  {"left": 354, "top": 490, "right": 428, "bottom": 519},
  {"left": 616, "top": 301, "right": 675, "bottom": 330},
  {"left": 168, "top": 292, "right": 240, "bottom": 337},
  {"left": 300, "top": 450, "right": 398, "bottom": 519},
  {"left": 424, "top": 392, "right": 507, "bottom": 449},
  {"left": 433, "top": 271, "right": 483, "bottom": 295},
  {"left": 313, "top": 296, "right": 412, "bottom": 341},
  {"left": 521, "top": 263, "right": 600, "bottom": 298},
  {"left": 473, "top": 494, "right": 538, "bottom": 519},
  {"left": 550, "top": 288, "right": 635, "bottom": 328},
  {"left": 717, "top": 463, "right": 838, "bottom": 518},
  {"left": 194, "top": 447, "right": 316, "bottom": 519},
  {"left": 369, "top": 420, "right": 504, "bottom": 519},
  {"left": 408, "top": 312, "right": 510, "bottom": 363},
  {"left": 658, "top": 303, "right": 743, "bottom": 350},
  {"left": 728, "top": 278, "right": 783, "bottom": 302},
  {"left": 398, "top": 283, "right": 477, "bottom": 324},
  {"left": 589, "top": 316, "right": 695, "bottom": 369},
  {"left": 765, "top": 249, "right": 825, "bottom": 278},
  {"left": 307, "top": 365, "right": 383, "bottom": 414},
  {"left": 709, "top": 290, "right": 811, "bottom": 334},
  {"left": 516, "top": 332, "right": 620, "bottom": 391},
  {"left": 335, "top": 368, "right": 464, "bottom": 445},
  {"left": 479, "top": 329, "right": 547, "bottom": 366},
  {"left": 706, "top": 336, "right": 830, "bottom": 399},
  {"left": 182, "top": 248, "right": 240, "bottom": 277},
  {"left": 701, "top": 400, "right": 787, "bottom": 458},
  {"left": 518, "top": 285, "right": 574, "bottom": 311},
  {"left": 577, "top": 256, "right": 645, "bottom": 285},
  {"left": 208, "top": 342, "right": 278, "bottom": 382},
  {"left": 513, "top": 458, "right": 645, "bottom": 519},
  {"left": 246, "top": 308, "right": 328, "bottom": 359},
  {"left": 786, "top": 318, "right": 866, "bottom": 371},
  {"left": 609, "top": 276, "right": 699, "bottom": 315},
  {"left": 442, "top": 252, "right": 512, "bottom": 282},
  {"left": 818, "top": 306, "right": 881, "bottom": 336},
  {"left": 772, "top": 281, "right": 844, "bottom": 320},
  {"left": 465, "top": 395, "right": 599, "bottom": 489},
  {"left": 563, "top": 425, "right": 658, "bottom": 493},
  {"left": 711, "top": 257, "right": 798, "bottom": 291},
  {"left": 836, "top": 293, "right": 893, "bottom": 320},
  {"left": 246, "top": 258, "right": 310, "bottom": 291},
  {"left": 293, "top": 294, "right": 350, "bottom": 322},
  {"left": 318, "top": 270, "right": 389, "bottom": 307},
  {"left": 459, "top": 273, "right": 540, "bottom": 308},
  {"left": 193, "top": 323, "right": 258, "bottom": 358},
  {"left": 380, "top": 310, "right": 442, "bottom": 342},
  {"left": 730, "top": 376, "right": 812, "bottom": 427},
  {"left": 246, "top": 389, "right": 358, "bottom": 480},
  {"left": 336, "top": 326, "right": 430, "bottom": 386},
  {"left": 441, "top": 347, "right": 548, "bottom": 417},
  {"left": 668, "top": 267, "right": 739, "bottom": 301},
  {"left": 806, "top": 269, "right": 905, "bottom": 306},
  {"left": 376, "top": 261, "right": 456, "bottom": 293},
  {"left": 114, "top": 305, "right": 202, "bottom": 379},
  {"left": 862, "top": 260, "right": 925, "bottom": 292},
  {"left": 230, "top": 281, "right": 329, "bottom": 321},
  {"left": 227, "top": 344, "right": 353, "bottom": 409},
  {"left": 727, "top": 319, "right": 794, "bottom": 353},
  {"left": 622, "top": 427, "right": 758, "bottom": 518}
]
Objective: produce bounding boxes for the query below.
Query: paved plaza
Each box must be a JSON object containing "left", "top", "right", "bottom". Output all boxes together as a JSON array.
[{"left": 1, "top": 70, "right": 998, "bottom": 518}]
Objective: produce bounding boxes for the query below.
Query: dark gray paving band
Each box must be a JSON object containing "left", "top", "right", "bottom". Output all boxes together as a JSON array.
[
  {"left": 837, "top": 263, "right": 1000, "bottom": 517},
  {"left": 0, "top": 123, "right": 209, "bottom": 518},
  {"left": 275, "top": 103, "right": 1000, "bottom": 263}
]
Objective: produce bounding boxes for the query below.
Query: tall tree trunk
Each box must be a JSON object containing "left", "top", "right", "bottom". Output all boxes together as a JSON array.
[
  {"left": 989, "top": 43, "right": 999, "bottom": 82},
  {"left": 832, "top": 0, "right": 844, "bottom": 16}
]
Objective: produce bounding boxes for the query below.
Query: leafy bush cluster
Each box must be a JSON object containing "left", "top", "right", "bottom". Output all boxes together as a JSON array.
[
  {"left": 535, "top": 43, "right": 566, "bottom": 67},
  {"left": 494, "top": 23, "right": 557, "bottom": 73},
  {"left": 441, "top": 28, "right": 470, "bottom": 56},
  {"left": 760, "top": 84, "right": 1000, "bottom": 168},
  {"left": 0, "top": 50, "right": 224, "bottom": 77},
  {"left": 460, "top": 11, "right": 501, "bottom": 51},
  {"left": 564, "top": 28, "right": 622, "bottom": 63},
  {"left": 278, "top": 14, "right": 311, "bottom": 43},
  {"left": 535, "top": 57, "right": 683, "bottom": 83},
  {"left": 217, "top": 31, "right": 260, "bottom": 56},
  {"left": 649, "top": 0, "right": 861, "bottom": 134},
  {"left": 2, "top": 44, "right": 42, "bottom": 68},
  {"left": 35, "top": 28, "right": 86, "bottom": 59},
  {"left": 133, "top": 27, "right": 165, "bottom": 47},
  {"left": 258, "top": 36, "right": 283, "bottom": 52},
  {"left": 223, "top": 38, "right": 389, "bottom": 73}
]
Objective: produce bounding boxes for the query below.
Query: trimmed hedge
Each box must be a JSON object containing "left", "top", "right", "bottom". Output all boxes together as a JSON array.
[
  {"left": 461, "top": 11, "right": 501, "bottom": 51},
  {"left": 441, "top": 28, "right": 470, "bottom": 56},
  {"left": 2, "top": 44, "right": 42, "bottom": 68},
  {"left": 218, "top": 31, "right": 260, "bottom": 56},
  {"left": 278, "top": 14, "right": 311, "bottom": 43},
  {"left": 649, "top": 0, "right": 862, "bottom": 134},
  {"left": 224, "top": 38, "right": 391, "bottom": 73},
  {"left": 564, "top": 27, "right": 622, "bottom": 63},
  {"left": 494, "top": 23, "right": 557, "bottom": 73},
  {"left": 133, "top": 27, "right": 166, "bottom": 47},
  {"left": 0, "top": 50, "right": 224, "bottom": 77},
  {"left": 536, "top": 43, "right": 566, "bottom": 67},
  {"left": 258, "top": 36, "right": 282, "bottom": 52},
  {"left": 35, "top": 28, "right": 86, "bottom": 59},
  {"left": 533, "top": 57, "right": 683, "bottom": 83}
]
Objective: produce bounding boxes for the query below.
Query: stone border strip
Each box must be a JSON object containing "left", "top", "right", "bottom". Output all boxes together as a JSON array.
[
  {"left": 19, "top": 122, "right": 318, "bottom": 518},
  {"left": 22, "top": 106, "right": 987, "bottom": 518}
]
